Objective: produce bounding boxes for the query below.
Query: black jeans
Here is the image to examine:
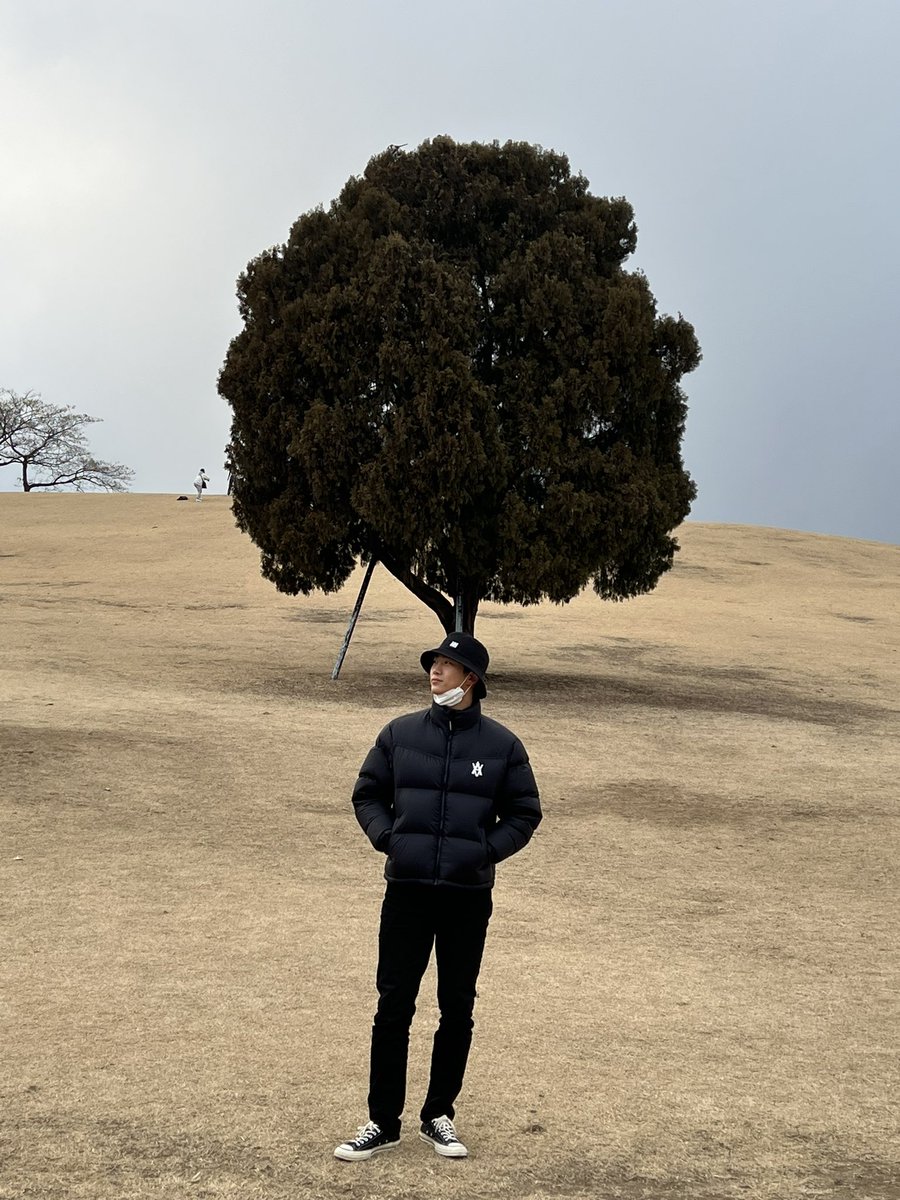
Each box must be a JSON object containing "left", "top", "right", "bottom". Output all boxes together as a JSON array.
[{"left": 368, "top": 883, "right": 493, "bottom": 1137}]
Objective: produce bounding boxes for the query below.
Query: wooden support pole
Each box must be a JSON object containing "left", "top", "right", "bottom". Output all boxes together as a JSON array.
[{"left": 331, "top": 558, "right": 378, "bottom": 680}]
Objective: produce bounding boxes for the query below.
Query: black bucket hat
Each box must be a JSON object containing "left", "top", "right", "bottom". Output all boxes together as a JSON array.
[{"left": 420, "top": 633, "right": 489, "bottom": 700}]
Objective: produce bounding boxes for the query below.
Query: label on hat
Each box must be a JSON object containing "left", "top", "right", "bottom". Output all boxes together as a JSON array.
[{"left": 450, "top": 640, "right": 459, "bottom": 648}]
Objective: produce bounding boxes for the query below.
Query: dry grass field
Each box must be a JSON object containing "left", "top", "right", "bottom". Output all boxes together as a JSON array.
[{"left": 1, "top": 492, "right": 898, "bottom": 1200}]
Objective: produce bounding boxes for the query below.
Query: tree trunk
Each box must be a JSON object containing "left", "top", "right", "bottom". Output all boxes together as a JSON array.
[
  {"left": 458, "top": 590, "right": 480, "bottom": 635},
  {"left": 377, "top": 553, "right": 482, "bottom": 636},
  {"left": 439, "top": 598, "right": 479, "bottom": 635}
]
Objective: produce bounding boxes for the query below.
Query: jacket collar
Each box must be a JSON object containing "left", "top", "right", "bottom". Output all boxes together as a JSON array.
[{"left": 428, "top": 699, "right": 482, "bottom": 730}]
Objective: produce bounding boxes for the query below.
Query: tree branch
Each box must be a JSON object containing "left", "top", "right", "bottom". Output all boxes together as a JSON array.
[{"left": 377, "top": 549, "right": 455, "bottom": 633}]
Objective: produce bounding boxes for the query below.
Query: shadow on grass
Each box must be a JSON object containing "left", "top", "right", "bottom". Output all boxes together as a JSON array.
[{"left": 232, "top": 664, "right": 890, "bottom": 729}]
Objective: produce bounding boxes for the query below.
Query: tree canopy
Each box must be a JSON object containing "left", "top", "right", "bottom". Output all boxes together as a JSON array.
[
  {"left": 0, "top": 389, "right": 134, "bottom": 493},
  {"left": 219, "top": 137, "right": 701, "bottom": 633}
]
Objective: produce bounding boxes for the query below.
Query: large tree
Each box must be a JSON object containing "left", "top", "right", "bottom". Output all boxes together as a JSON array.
[
  {"left": 0, "top": 389, "right": 134, "bottom": 492},
  {"left": 219, "top": 137, "right": 701, "bottom": 634}
]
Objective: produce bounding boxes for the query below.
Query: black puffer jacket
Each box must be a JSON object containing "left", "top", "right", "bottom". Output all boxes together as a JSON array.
[{"left": 352, "top": 700, "right": 542, "bottom": 889}]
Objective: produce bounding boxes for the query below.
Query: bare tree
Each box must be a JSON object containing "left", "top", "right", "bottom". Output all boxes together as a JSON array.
[{"left": 0, "top": 389, "right": 134, "bottom": 492}]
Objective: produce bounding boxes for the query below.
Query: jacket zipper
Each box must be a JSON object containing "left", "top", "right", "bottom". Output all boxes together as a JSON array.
[{"left": 434, "top": 716, "right": 453, "bottom": 882}]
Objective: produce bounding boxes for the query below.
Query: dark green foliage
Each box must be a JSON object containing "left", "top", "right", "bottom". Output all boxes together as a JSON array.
[{"left": 219, "top": 137, "right": 700, "bottom": 633}]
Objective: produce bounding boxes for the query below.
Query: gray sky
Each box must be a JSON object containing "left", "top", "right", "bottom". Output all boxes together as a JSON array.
[{"left": 2, "top": 0, "right": 898, "bottom": 544}]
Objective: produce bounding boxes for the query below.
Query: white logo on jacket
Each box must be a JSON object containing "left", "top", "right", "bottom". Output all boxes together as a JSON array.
[{"left": 471, "top": 761, "right": 483, "bottom": 777}]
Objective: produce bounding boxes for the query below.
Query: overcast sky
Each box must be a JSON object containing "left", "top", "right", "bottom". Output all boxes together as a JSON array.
[{"left": 2, "top": 0, "right": 898, "bottom": 544}]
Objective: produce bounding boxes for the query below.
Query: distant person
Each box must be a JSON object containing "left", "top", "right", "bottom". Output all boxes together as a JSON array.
[
  {"left": 193, "top": 468, "right": 209, "bottom": 501},
  {"left": 334, "top": 633, "right": 542, "bottom": 1162}
]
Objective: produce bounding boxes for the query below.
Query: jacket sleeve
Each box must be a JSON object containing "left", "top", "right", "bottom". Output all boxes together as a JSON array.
[
  {"left": 351, "top": 726, "right": 395, "bottom": 853},
  {"left": 486, "top": 737, "right": 542, "bottom": 864}
]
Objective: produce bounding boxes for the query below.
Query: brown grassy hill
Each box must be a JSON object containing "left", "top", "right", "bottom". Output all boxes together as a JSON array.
[{"left": 1, "top": 493, "right": 898, "bottom": 1200}]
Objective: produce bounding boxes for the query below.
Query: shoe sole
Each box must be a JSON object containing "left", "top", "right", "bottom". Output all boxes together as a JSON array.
[
  {"left": 419, "top": 1131, "right": 468, "bottom": 1157},
  {"left": 334, "top": 1139, "right": 400, "bottom": 1161}
]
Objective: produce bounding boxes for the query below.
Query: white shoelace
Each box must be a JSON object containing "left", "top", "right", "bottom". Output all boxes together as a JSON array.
[
  {"left": 433, "top": 1117, "right": 459, "bottom": 1141},
  {"left": 351, "top": 1122, "right": 380, "bottom": 1144}
]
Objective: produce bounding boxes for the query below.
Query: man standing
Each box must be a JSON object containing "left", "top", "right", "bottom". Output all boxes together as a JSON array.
[{"left": 334, "top": 633, "right": 542, "bottom": 1162}]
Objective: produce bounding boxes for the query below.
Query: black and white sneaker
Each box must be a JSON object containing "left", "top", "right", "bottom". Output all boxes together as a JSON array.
[
  {"left": 419, "top": 1114, "right": 468, "bottom": 1158},
  {"left": 333, "top": 1121, "right": 400, "bottom": 1161}
]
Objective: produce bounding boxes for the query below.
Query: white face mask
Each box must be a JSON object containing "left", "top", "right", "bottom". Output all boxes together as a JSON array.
[{"left": 433, "top": 682, "right": 472, "bottom": 708}]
